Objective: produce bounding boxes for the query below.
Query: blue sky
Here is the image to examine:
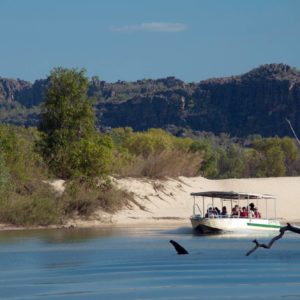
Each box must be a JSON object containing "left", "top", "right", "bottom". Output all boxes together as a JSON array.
[{"left": 0, "top": 0, "right": 299, "bottom": 82}]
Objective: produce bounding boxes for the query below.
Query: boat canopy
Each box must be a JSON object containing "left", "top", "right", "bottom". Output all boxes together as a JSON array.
[{"left": 190, "top": 191, "right": 275, "bottom": 200}]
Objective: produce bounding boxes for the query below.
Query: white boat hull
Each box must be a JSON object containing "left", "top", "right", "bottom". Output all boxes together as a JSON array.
[{"left": 190, "top": 216, "right": 282, "bottom": 233}]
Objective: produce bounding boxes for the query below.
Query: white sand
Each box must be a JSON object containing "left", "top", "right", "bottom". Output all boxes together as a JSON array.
[{"left": 110, "top": 176, "right": 300, "bottom": 227}]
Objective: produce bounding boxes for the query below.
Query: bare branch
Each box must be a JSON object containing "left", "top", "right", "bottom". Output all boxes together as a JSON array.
[
  {"left": 246, "top": 223, "right": 300, "bottom": 256},
  {"left": 286, "top": 119, "right": 300, "bottom": 146}
]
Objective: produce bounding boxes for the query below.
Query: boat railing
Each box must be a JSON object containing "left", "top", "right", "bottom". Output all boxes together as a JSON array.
[{"left": 193, "top": 204, "right": 203, "bottom": 217}]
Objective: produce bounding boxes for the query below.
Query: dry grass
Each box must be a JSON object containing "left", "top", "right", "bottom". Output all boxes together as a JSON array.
[
  {"left": 118, "top": 150, "right": 203, "bottom": 179},
  {"left": 61, "top": 179, "right": 136, "bottom": 216}
]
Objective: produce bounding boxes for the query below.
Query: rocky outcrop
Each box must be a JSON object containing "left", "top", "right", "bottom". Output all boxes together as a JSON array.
[
  {"left": 97, "top": 64, "right": 300, "bottom": 136},
  {"left": 187, "top": 64, "right": 300, "bottom": 136},
  {"left": 0, "top": 64, "right": 300, "bottom": 137},
  {"left": 14, "top": 79, "right": 49, "bottom": 107},
  {"left": 99, "top": 92, "right": 188, "bottom": 130},
  {"left": 0, "top": 77, "right": 48, "bottom": 107},
  {"left": 0, "top": 77, "right": 31, "bottom": 102}
]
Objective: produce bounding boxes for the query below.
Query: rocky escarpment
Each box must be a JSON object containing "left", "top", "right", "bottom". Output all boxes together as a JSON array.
[
  {"left": 0, "top": 77, "right": 31, "bottom": 101},
  {"left": 185, "top": 64, "right": 300, "bottom": 136},
  {"left": 0, "top": 64, "right": 300, "bottom": 137},
  {"left": 97, "top": 64, "right": 300, "bottom": 136},
  {"left": 99, "top": 89, "right": 191, "bottom": 130}
]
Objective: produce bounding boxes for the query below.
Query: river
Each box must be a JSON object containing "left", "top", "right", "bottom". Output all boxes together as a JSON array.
[{"left": 0, "top": 225, "right": 300, "bottom": 299}]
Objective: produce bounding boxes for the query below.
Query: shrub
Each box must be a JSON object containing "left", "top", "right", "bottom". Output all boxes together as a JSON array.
[
  {"left": 0, "top": 181, "right": 62, "bottom": 226},
  {"left": 111, "top": 128, "right": 203, "bottom": 178},
  {"left": 0, "top": 124, "right": 47, "bottom": 184},
  {"left": 118, "top": 149, "right": 202, "bottom": 178},
  {"left": 0, "top": 154, "right": 9, "bottom": 196},
  {"left": 61, "top": 178, "right": 134, "bottom": 216}
]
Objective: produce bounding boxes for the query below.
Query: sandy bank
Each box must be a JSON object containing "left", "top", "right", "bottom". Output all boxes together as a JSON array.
[
  {"left": 68, "top": 176, "right": 300, "bottom": 228},
  {"left": 1, "top": 176, "right": 300, "bottom": 230}
]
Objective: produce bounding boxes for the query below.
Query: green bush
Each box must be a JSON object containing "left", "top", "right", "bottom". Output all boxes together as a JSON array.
[
  {"left": 0, "top": 124, "right": 47, "bottom": 184},
  {"left": 123, "top": 129, "right": 173, "bottom": 157}
]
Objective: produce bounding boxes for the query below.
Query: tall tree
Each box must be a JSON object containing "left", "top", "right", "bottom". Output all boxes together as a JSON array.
[{"left": 38, "top": 67, "right": 112, "bottom": 179}]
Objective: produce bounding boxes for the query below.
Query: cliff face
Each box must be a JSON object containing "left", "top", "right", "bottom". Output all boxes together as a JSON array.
[
  {"left": 0, "top": 77, "right": 31, "bottom": 101},
  {"left": 1, "top": 64, "right": 300, "bottom": 137},
  {"left": 0, "top": 77, "right": 49, "bottom": 107},
  {"left": 14, "top": 79, "right": 49, "bottom": 107},
  {"left": 99, "top": 93, "right": 187, "bottom": 130},
  {"left": 186, "top": 64, "right": 300, "bottom": 136},
  {"left": 97, "top": 64, "right": 300, "bottom": 136}
]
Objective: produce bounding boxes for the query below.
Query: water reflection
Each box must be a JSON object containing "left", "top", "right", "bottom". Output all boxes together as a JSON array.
[{"left": 0, "top": 227, "right": 116, "bottom": 245}]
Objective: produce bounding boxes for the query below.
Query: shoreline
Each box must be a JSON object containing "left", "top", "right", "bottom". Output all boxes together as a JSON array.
[{"left": 1, "top": 176, "right": 300, "bottom": 231}]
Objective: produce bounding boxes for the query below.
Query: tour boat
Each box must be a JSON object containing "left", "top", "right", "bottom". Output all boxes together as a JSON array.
[{"left": 190, "top": 191, "right": 282, "bottom": 233}]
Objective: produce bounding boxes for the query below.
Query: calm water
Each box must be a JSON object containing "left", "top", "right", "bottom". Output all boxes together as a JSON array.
[{"left": 1, "top": 225, "right": 300, "bottom": 299}]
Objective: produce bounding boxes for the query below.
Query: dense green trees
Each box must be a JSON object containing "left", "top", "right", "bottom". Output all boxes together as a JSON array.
[
  {"left": 0, "top": 124, "right": 60, "bottom": 226},
  {"left": 201, "top": 135, "right": 300, "bottom": 179},
  {"left": 189, "top": 139, "right": 219, "bottom": 178},
  {"left": 38, "top": 68, "right": 112, "bottom": 179},
  {"left": 250, "top": 137, "right": 299, "bottom": 177},
  {"left": 0, "top": 125, "right": 46, "bottom": 184}
]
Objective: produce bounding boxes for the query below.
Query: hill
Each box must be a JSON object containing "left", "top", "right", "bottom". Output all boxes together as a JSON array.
[{"left": 1, "top": 63, "right": 300, "bottom": 137}]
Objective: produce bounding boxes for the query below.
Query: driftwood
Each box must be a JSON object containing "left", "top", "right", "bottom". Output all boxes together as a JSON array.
[{"left": 246, "top": 223, "right": 300, "bottom": 256}]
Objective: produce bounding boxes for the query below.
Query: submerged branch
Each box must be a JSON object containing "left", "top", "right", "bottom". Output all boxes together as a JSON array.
[{"left": 246, "top": 223, "right": 300, "bottom": 256}]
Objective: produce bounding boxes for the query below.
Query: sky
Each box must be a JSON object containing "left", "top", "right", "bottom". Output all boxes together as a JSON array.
[{"left": 0, "top": 0, "right": 299, "bottom": 83}]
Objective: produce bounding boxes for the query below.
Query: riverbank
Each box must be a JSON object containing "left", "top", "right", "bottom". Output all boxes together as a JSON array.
[
  {"left": 65, "top": 176, "right": 300, "bottom": 228},
  {"left": 1, "top": 176, "right": 300, "bottom": 230}
]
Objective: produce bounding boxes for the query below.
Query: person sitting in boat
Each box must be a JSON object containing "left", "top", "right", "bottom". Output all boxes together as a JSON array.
[
  {"left": 205, "top": 207, "right": 219, "bottom": 218},
  {"left": 240, "top": 207, "right": 248, "bottom": 218},
  {"left": 214, "top": 207, "right": 221, "bottom": 216},
  {"left": 248, "top": 204, "right": 255, "bottom": 218},
  {"left": 254, "top": 207, "right": 261, "bottom": 218},
  {"left": 221, "top": 206, "right": 228, "bottom": 218},
  {"left": 231, "top": 205, "right": 240, "bottom": 217}
]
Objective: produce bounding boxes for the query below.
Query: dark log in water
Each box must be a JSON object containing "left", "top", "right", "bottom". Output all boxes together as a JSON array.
[
  {"left": 169, "top": 240, "right": 189, "bottom": 255},
  {"left": 246, "top": 223, "right": 300, "bottom": 256}
]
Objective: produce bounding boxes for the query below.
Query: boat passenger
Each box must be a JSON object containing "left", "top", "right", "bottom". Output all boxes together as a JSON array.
[
  {"left": 240, "top": 207, "right": 248, "bottom": 218},
  {"left": 231, "top": 205, "right": 240, "bottom": 217},
  {"left": 254, "top": 208, "right": 261, "bottom": 218},
  {"left": 249, "top": 202, "right": 255, "bottom": 210},
  {"left": 214, "top": 207, "right": 221, "bottom": 216},
  {"left": 248, "top": 203, "right": 256, "bottom": 218},
  {"left": 221, "top": 206, "right": 228, "bottom": 218},
  {"left": 205, "top": 207, "right": 215, "bottom": 218},
  {"left": 248, "top": 206, "right": 255, "bottom": 218}
]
